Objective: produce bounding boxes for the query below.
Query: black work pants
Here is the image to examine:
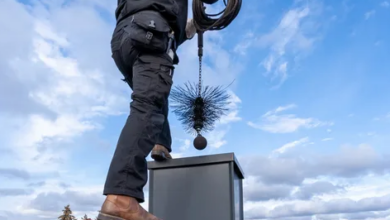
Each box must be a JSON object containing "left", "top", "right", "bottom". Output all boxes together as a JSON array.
[{"left": 103, "top": 16, "right": 174, "bottom": 202}]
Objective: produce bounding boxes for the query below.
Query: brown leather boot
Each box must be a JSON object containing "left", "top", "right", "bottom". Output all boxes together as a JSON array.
[
  {"left": 97, "top": 195, "right": 162, "bottom": 220},
  {"left": 151, "top": 144, "right": 172, "bottom": 161}
]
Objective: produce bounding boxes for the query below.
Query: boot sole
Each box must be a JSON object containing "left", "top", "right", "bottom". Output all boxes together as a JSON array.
[
  {"left": 97, "top": 212, "right": 125, "bottom": 220},
  {"left": 151, "top": 150, "right": 168, "bottom": 161}
]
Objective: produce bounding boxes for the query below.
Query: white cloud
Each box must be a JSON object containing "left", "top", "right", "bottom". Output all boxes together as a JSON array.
[
  {"left": 169, "top": 152, "right": 185, "bottom": 159},
  {"left": 219, "top": 90, "right": 242, "bottom": 124},
  {"left": 273, "top": 137, "right": 310, "bottom": 154},
  {"left": 203, "top": 91, "right": 241, "bottom": 149},
  {"left": 372, "top": 112, "right": 390, "bottom": 122},
  {"left": 245, "top": 194, "right": 390, "bottom": 219},
  {"left": 22, "top": 183, "right": 104, "bottom": 219},
  {"left": 258, "top": 7, "right": 310, "bottom": 55},
  {"left": 275, "top": 104, "right": 297, "bottom": 113},
  {"left": 0, "top": 0, "right": 130, "bottom": 175},
  {"left": 367, "top": 132, "right": 376, "bottom": 136},
  {"left": 232, "top": 1, "right": 324, "bottom": 88},
  {"left": 322, "top": 138, "right": 334, "bottom": 142},
  {"left": 381, "top": 1, "right": 390, "bottom": 8},
  {"left": 0, "top": 0, "right": 129, "bottom": 218},
  {"left": 241, "top": 144, "right": 390, "bottom": 219},
  {"left": 248, "top": 104, "right": 332, "bottom": 133},
  {"left": 243, "top": 176, "right": 293, "bottom": 201},
  {"left": 233, "top": 31, "right": 255, "bottom": 56},
  {"left": 257, "top": 3, "right": 321, "bottom": 87},
  {"left": 292, "top": 181, "right": 345, "bottom": 200},
  {"left": 242, "top": 144, "right": 390, "bottom": 185},
  {"left": 179, "top": 139, "right": 191, "bottom": 151},
  {"left": 365, "top": 10, "right": 376, "bottom": 20},
  {"left": 375, "top": 40, "right": 383, "bottom": 47},
  {"left": 207, "top": 129, "right": 228, "bottom": 149}
]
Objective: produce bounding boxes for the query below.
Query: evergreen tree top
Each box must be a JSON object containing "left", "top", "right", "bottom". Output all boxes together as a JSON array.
[{"left": 58, "top": 205, "right": 76, "bottom": 220}]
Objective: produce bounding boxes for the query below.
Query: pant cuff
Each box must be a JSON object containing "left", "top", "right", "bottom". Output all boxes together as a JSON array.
[{"left": 103, "top": 187, "right": 145, "bottom": 203}]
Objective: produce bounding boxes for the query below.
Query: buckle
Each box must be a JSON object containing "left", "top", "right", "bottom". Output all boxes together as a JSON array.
[{"left": 146, "top": 31, "right": 153, "bottom": 41}]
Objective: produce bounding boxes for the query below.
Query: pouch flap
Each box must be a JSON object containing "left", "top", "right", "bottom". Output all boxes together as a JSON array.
[{"left": 132, "top": 10, "right": 171, "bottom": 33}]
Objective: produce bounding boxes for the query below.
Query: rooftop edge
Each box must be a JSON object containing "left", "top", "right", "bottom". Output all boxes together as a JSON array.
[{"left": 147, "top": 152, "right": 245, "bottom": 179}]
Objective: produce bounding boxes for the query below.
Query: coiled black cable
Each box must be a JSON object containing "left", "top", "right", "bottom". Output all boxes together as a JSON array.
[
  {"left": 192, "top": 0, "right": 242, "bottom": 95},
  {"left": 192, "top": 0, "right": 242, "bottom": 32}
]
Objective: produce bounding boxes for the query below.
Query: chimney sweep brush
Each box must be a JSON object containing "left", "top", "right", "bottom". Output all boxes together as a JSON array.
[{"left": 170, "top": 0, "right": 241, "bottom": 150}]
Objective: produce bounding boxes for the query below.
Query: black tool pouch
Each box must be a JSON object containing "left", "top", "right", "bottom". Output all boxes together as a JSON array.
[{"left": 124, "top": 10, "right": 171, "bottom": 53}]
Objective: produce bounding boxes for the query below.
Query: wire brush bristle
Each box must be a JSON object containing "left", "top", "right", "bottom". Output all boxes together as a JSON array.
[{"left": 170, "top": 82, "right": 231, "bottom": 135}]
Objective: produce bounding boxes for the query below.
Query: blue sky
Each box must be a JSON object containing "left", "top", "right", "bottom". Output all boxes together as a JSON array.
[{"left": 1, "top": 0, "right": 390, "bottom": 219}]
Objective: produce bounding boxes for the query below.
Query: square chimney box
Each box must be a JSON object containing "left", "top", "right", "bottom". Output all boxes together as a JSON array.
[{"left": 147, "top": 153, "right": 245, "bottom": 220}]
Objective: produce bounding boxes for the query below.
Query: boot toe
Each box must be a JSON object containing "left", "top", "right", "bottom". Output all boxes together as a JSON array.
[{"left": 151, "top": 145, "right": 172, "bottom": 161}]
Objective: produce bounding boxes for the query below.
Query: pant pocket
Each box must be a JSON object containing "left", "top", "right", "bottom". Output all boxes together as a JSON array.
[
  {"left": 157, "top": 64, "right": 174, "bottom": 97},
  {"left": 132, "top": 59, "right": 153, "bottom": 104},
  {"left": 124, "top": 10, "right": 171, "bottom": 53},
  {"left": 134, "top": 55, "right": 174, "bottom": 105}
]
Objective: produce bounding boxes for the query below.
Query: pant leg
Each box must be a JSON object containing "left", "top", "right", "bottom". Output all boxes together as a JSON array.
[
  {"left": 113, "top": 31, "right": 172, "bottom": 152},
  {"left": 155, "top": 98, "right": 172, "bottom": 152},
  {"left": 104, "top": 52, "right": 174, "bottom": 203}
]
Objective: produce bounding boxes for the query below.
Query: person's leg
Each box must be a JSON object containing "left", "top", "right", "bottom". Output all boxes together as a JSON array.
[
  {"left": 100, "top": 53, "right": 173, "bottom": 220},
  {"left": 100, "top": 29, "right": 168, "bottom": 220},
  {"left": 114, "top": 35, "right": 173, "bottom": 162},
  {"left": 100, "top": 10, "right": 175, "bottom": 219},
  {"left": 151, "top": 99, "right": 173, "bottom": 161},
  {"left": 158, "top": 99, "right": 172, "bottom": 152},
  {"left": 104, "top": 51, "right": 174, "bottom": 202}
]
